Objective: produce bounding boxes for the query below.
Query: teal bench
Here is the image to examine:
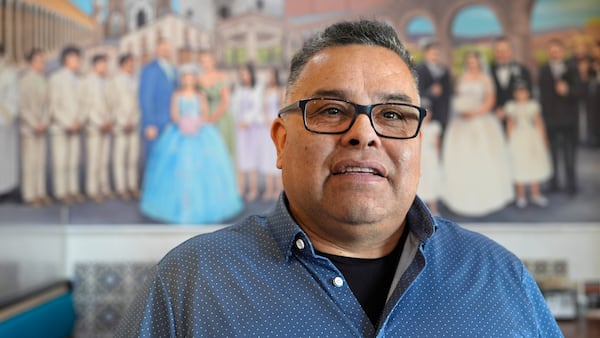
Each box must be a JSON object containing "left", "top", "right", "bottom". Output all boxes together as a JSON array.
[{"left": 0, "top": 281, "right": 76, "bottom": 338}]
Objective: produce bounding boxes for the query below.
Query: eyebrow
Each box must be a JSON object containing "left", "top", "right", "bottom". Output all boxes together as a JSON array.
[{"left": 310, "top": 88, "right": 414, "bottom": 104}]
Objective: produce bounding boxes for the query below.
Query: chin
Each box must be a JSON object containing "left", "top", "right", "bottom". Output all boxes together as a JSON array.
[{"left": 330, "top": 199, "right": 387, "bottom": 225}]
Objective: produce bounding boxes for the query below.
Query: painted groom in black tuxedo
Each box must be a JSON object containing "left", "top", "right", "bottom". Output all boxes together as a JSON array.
[
  {"left": 490, "top": 36, "right": 532, "bottom": 124},
  {"left": 538, "top": 39, "right": 579, "bottom": 195},
  {"left": 416, "top": 40, "right": 451, "bottom": 135}
]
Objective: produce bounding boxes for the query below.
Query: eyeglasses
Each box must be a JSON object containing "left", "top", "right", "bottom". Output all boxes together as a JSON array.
[{"left": 278, "top": 98, "right": 427, "bottom": 139}]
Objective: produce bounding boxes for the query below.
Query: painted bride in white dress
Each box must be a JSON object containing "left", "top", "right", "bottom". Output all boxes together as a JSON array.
[{"left": 442, "top": 51, "right": 514, "bottom": 216}]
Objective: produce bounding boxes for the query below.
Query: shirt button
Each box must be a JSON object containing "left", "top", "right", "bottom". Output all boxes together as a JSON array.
[
  {"left": 332, "top": 277, "right": 344, "bottom": 287},
  {"left": 295, "top": 238, "right": 305, "bottom": 250}
]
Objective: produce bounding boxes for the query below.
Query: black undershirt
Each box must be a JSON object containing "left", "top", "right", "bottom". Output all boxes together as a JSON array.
[{"left": 317, "top": 225, "right": 410, "bottom": 326}]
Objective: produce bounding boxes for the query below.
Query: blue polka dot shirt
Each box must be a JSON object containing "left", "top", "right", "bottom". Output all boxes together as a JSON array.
[{"left": 117, "top": 195, "right": 563, "bottom": 337}]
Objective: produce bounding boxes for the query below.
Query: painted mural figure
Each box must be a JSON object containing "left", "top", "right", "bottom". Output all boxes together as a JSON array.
[
  {"left": 415, "top": 40, "right": 452, "bottom": 138},
  {"left": 140, "top": 65, "right": 242, "bottom": 224},
  {"left": 81, "top": 54, "right": 114, "bottom": 203},
  {"left": 416, "top": 98, "right": 442, "bottom": 215},
  {"left": 49, "top": 46, "right": 86, "bottom": 205},
  {"left": 231, "top": 63, "right": 264, "bottom": 201},
  {"left": 0, "top": 44, "right": 20, "bottom": 202},
  {"left": 139, "top": 39, "right": 177, "bottom": 164},
  {"left": 261, "top": 67, "right": 284, "bottom": 201},
  {"left": 442, "top": 51, "right": 514, "bottom": 217},
  {"left": 198, "top": 50, "right": 236, "bottom": 161},
  {"left": 490, "top": 36, "right": 532, "bottom": 129},
  {"left": 18, "top": 48, "right": 51, "bottom": 206},
  {"left": 588, "top": 40, "right": 600, "bottom": 147},
  {"left": 538, "top": 39, "right": 579, "bottom": 195},
  {"left": 505, "top": 81, "right": 552, "bottom": 208},
  {"left": 106, "top": 53, "right": 141, "bottom": 201}
]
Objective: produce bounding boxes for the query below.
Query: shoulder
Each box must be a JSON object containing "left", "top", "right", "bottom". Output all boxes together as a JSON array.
[
  {"left": 19, "top": 70, "right": 34, "bottom": 83},
  {"left": 518, "top": 63, "right": 530, "bottom": 72},
  {"left": 49, "top": 68, "right": 64, "bottom": 80},
  {"left": 80, "top": 74, "right": 94, "bottom": 86},
  {"left": 428, "top": 218, "right": 523, "bottom": 271},
  {"left": 415, "top": 63, "right": 430, "bottom": 75},
  {"left": 538, "top": 63, "right": 550, "bottom": 72},
  {"left": 481, "top": 73, "right": 493, "bottom": 84},
  {"left": 158, "top": 215, "right": 273, "bottom": 270},
  {"left": 530, "top": 100, "right": 541, "bottom": 112},
  {"left": 504, "top": 100, "right": 516, "bottom": 112},
  {"left": 141, "top": 61, "right": 158, "bottom": 74}
]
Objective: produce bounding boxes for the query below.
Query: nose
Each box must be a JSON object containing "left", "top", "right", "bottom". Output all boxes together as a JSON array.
[{"left": 340, "top": 113, "right": 380, "bottom": 148}]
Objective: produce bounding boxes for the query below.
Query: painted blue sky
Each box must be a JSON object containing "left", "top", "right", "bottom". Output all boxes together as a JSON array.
[
  {"left": 408, "top": 0, "right": 600, "bottom": 36},
  {"left": 72, "top": 0, "right": 599, "bottom": 37}
]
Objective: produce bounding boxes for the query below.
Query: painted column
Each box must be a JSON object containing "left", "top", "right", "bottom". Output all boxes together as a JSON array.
[
  {"left": 0, "top": 0, "right": 5, "bottom": 49},
  {"left": 4, "top": 0, "right": 14, "bottom": 61}
]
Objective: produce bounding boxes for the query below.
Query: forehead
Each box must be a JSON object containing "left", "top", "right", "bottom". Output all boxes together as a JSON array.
[{"left": 291, "top": 44, "right": 418, "bottom": 104}]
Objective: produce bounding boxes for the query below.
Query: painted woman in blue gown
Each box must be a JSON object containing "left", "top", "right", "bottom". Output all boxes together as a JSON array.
[{"left": 140, "top": 65, "right": 243, "bottom": 224}]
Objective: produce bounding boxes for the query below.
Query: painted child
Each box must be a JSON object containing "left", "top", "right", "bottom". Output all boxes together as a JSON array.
[{"left": 505, "top": 81, "right": 552, "bottom": 208}]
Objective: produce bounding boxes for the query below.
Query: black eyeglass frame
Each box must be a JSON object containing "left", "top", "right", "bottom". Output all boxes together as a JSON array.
[{"left": 277, "top": 97, "right": 428, "bottom": 140}]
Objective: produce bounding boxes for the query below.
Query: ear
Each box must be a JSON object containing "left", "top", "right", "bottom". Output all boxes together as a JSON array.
[{"left": 271, "top": 118, "right": 287, "bottom": 169}]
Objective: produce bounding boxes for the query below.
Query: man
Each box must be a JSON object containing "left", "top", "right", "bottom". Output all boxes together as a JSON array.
[
  {"left": 19, "top": 48, "right": 51, "bottom": 206},
  {"left": 106, "top": 53, "right": 140, "bottom": 200},
  {"left": 81, "top": 54, "right": 113, "bottom": 203},
  {"left": 539, "top": 39, "right": 579, "bottom": 195},
  {"left": 0, "top": 44, "right": 19, "bottom": 203},
  {"left": 138, "top": 39, "right": 177, "bottom": 164},
  {"left": 490, "top": 36, "right": 532, "bottom": 122},
  {"left": 118, "top": 20, "right": 560, "bottom": 337},
  {"left": 415, "top": 40, "right": 451, "bottom": 135},
  {"left": 589, "top": 40, "right": 600, "bottom": 147},
  {"left": 49, "top": 45, "right": 85, "bottom": 204}
]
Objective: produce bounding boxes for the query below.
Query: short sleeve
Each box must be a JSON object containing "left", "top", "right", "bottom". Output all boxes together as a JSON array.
[
  {"left": 531, "top": 101, "right": 542, "bottom": 116},
  {"left": 504, "top": 101, "right": 516, "bottom": 118}
]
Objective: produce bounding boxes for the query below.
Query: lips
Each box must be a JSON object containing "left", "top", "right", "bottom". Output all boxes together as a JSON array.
[{"left": 331, "top": 161, "right": 387, "bottom": 177}]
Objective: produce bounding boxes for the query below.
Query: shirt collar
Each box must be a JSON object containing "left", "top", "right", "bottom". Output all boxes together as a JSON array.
[{"left": 265, "top": 193, "right": 437, "bottom": 262}]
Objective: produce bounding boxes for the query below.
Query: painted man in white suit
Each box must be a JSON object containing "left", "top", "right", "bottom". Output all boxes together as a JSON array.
[
  {"left": 81, "top": 54, "right": 113, "bottom": 203},
  {"left": 0, "top": 44, "right": 20, "bottom": 202},
  {"left": 49, "top": 46, "right": 85, "bottom": 204},
  {"left": 19, "top": 48, "right": 51, "bottom": 206},
  {"left": 106, "top": 53, "right": 140, "bottom": 200}
]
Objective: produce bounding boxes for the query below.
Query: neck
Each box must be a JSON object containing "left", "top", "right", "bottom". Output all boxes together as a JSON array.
[{"left": 303, "top": 222, "right": 405, "bottom": 259}]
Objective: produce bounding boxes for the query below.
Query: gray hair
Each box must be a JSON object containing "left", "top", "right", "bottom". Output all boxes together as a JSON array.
[{"left": 287, "top": 20, "right": 418, "bottom": 90}]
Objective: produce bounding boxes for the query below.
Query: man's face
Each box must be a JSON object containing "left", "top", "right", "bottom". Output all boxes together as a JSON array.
[
  {"left": 64, "top": 53, "right": 80, "bottom": 72},
  {"left": 424, "top": 46, "right": 440, "bottom": 64},
  {"left": 272, "top": 44, "right": 421, "bottom": 240},
  {"left": 95, "top": 60, "right": 108, "bottom": 77},
  {"left": 31, "top": 53, "right": 45, "bottom": 74},
  {"left": 572, "top": 41, "right": 587, "bottom": 58},
  {"left": 156, "top": 42, "right": 172, "bottom": 61},
  {"left": 199, "top": 53, "right": 215, "bottom": 70},
  {"left": 493, "top": 41, "right": 512, "bottom": 64},
  {"left": 122, "top": 58, "right": 134, "bottom": 74},
  {"left": 548, "top": 43, "right": 564, "bottom": 62}
]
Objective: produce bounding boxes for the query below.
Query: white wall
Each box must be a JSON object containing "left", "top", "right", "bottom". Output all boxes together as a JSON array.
[
  {"left": 1, "top": 223, "right": 599, "bottom": 295},
  {"left": 63, "top": 223, "right": 600, "bottom": 283},
  {"left": 466, "top": 223, "right": 600, "bottom": 283},
  {"left": 0, "top": 226, "right": 67, "bottom": 297}
]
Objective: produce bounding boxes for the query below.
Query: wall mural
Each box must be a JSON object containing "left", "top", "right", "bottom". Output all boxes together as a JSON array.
[{"left": 0, "top": 0, "right": 599, "bottom": 225}]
